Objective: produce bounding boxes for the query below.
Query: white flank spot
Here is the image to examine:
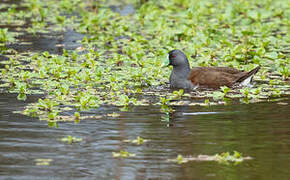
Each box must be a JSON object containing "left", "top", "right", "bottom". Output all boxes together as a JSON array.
[{"left": 240, "top": 75, "right": 253, "bottom": 87}]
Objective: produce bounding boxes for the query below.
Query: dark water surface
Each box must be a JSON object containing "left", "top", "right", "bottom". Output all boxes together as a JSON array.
[{"left": 0, "top": 93, "right": 289, "bottom": 179}]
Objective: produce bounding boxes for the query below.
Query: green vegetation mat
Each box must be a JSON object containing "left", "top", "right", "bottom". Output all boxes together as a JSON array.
[{"left": 0, "top": 0, "right": 289, "bottom": 123}]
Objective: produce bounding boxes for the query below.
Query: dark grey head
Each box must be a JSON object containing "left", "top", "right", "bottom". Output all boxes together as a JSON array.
[
  {"left": 167, "top": 50, "right": 193, "bottom": 89},
  {"left": 168, "top": 49, "right": 190, "bottom": 67}
]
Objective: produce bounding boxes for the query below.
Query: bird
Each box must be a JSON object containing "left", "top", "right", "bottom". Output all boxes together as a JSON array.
[{"left": 166, "top": 49, "right": 260, "bottom": 89}]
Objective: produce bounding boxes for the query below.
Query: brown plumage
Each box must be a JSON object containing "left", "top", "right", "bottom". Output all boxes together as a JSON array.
[{"left": 187, "top": 66, "right": 261, "bottom": 89}]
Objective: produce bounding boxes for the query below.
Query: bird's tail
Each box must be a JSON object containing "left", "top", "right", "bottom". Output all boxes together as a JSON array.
[{"left": 235, "top": 66, "right": 260, "bottom": 86}]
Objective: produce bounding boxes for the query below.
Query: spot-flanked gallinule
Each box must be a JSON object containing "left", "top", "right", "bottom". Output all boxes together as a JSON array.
[{"left": 166, "top": 49, "right": 260, "bottom": 89}]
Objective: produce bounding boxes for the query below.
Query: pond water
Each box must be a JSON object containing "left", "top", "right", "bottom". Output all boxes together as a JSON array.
[
  {"left": 0, "top": 93, "right": 289, "bottom": 179},
  {"left": 1, "top": 1, "right": 290, "bottom": 179}
]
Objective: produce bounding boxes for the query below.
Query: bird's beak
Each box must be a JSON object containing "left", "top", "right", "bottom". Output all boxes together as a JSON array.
[{"left": 162, "top": 59, "right": 171, "bottom": 67}]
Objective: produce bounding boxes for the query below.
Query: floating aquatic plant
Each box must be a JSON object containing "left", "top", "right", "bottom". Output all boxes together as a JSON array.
[
  {"left": 34, "top": 158, "right": 53, "bottom": 166},
  {"left": 0, "top": 28, "right": 16, "bottom": 44},
  {"left": 60, "top": 135, "right": 82, "bottom": 144},
  {"left": 112, "top": 150, "right": 136, "bottom": 158},
  {"left": 123, "top": 136, "right": 149, "bottom": 145},
  {"left": 0, "top": 0, "right": 288, "bottom": 122},
  {"left": 168, "top": 151, "right": 252, "bottom": 165}
]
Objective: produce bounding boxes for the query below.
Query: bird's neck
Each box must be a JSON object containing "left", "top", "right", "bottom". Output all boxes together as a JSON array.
[{"left": 173, "top": 65, "right": 191, "bottom": 79}]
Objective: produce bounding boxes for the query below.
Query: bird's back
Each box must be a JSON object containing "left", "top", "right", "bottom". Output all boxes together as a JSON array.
[{"left": 188, "top": 66, "right": 260, "bottom": 89}]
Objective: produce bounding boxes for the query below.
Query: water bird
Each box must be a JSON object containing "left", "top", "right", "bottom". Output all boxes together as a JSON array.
[{"left": 166, "top": 49, "right": 260, "bottom": 89}]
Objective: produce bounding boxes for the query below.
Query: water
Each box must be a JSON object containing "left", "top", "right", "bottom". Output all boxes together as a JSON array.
[
  {"left": 0, "top": 93, "right": 289, "bottom": 179},
  {"left": 110, "top": 4, "right": 135, "bottom": 16},
  {"left": 6, "top": 29, "right": 84, "bottom": 54},
  {"left": 1, "top": 1, "right": 290, "bottom": 179}
]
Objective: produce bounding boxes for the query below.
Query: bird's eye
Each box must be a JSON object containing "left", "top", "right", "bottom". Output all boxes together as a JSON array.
[{"left": 171, "top": 55, "right": 176, "bottom": 58}]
